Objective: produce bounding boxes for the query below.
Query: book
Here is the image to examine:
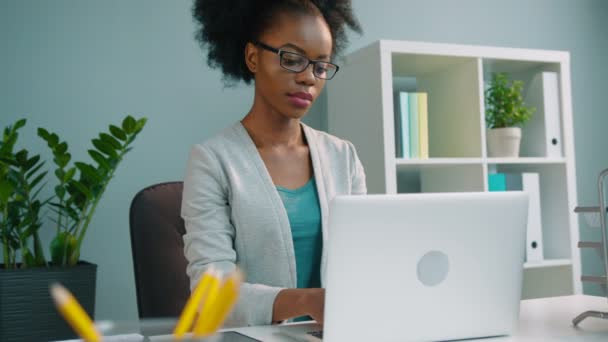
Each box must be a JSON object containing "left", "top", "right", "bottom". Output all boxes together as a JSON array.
[
  {"left": 393, "top": 92, "right": 403, "bottom": 158},
  {"left": 408, "top": 93, "right": 419, "bottom": 158},
  {"left": 417, "top": 92, "right": 429, "bottom": 159},
  {"left": 522, "top": 72, "right": 563, "bottom": 158},
  {"left": 393, "top": 91, "right": 410, "bottom": 158}
]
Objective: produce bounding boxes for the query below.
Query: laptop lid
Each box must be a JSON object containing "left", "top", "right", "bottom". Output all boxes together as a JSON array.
[{"left": 323, "top": 192, "right": 528, "bottom": 342}]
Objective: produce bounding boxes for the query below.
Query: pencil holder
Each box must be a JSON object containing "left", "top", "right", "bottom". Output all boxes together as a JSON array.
[{"left": 573, "top": 167, "right": 608, "bottom": 326}]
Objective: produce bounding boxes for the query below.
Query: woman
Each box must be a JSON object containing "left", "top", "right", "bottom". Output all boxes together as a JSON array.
[{"left": 182, "top": 0, "right": 364, "bottom": 327}]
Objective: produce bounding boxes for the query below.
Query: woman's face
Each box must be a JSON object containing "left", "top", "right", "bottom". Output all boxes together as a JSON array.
[{"left": 247, "top": 11, "right": 333, "bottom": 120}]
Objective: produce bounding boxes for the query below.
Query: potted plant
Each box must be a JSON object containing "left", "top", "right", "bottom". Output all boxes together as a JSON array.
[
  {"left": 0, "top": 115, "right": 146, "bottom": 341},
  {"left": 485, "top": 72, "right": 535, "bottom": 157}
]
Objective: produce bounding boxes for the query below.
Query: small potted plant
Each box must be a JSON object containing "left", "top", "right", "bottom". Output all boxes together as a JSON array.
[
  {"left": 485, "top": 72, "right": 535, "bottom": 157},
  {"left": 0, "top": 115, "right": 146, "bottom": 341}
]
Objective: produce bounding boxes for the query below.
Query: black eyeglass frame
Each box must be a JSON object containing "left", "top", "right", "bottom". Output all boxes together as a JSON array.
[{"left": 253, "top": 41, "right": 340, "bottom": 80}]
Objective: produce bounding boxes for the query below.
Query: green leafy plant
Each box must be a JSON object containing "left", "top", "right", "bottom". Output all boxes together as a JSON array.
[
  {"left": 38, "top": 115, "right": 147, "bottom": 266},
  {"left": 485, "top": 72, "right": 535, "bottom": 129},
  {"left": 0, "top": 119, "right": 49, "bottom": 268},
  {"left": 0, "top": 115, "right": 146, "bottom": 269}
]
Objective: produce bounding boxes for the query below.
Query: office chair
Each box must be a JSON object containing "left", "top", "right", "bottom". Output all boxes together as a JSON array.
[{"left": 129, "top": 181, "right": 190, "bottom": 318}]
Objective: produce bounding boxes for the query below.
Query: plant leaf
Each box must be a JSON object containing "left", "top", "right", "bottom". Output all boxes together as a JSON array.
[
  {"left": 54, "top": 153, "right": 70, "bottom": 168},
  {"left": 54, "top": 185, "right": 65, "bottom": 199},
  {"left": 88, "top": 149, "right": 111, "bottom": 171},
  {"left": 29, "top": 171, "right": 47, "bottom": 190},
  {"left": 37, "top": 127, "right": 50, "bottom": 140},
  {"left": 55, "top": 169, "right": 65, "bottom": 181},
  {"left": 134, "top": 118, "right": 147, "bottom": 134},
  {"left": 70, "top": 180, "right": 93, "bottom": 200},
  {"left": 48, "top": 133, "right": 59, "bottom": 147},
  {"left": 122, "top": 116, "right": 136, "bottom": 134},
  {"left": 0, "top": 179, "right": 12, "bottom": 204},
  {"left": 92, "top": 138, "right": 118, "bottom": 158},
  {"left": 75, "top": 162, "right": 101, "bottom": 184},
  {"left": 25, "top": 161, "right": 45, "bottom": 180},
  {"left": 25, "top": 155, "right": 40, "bottom": 171},
  {"left": 56, "top": 142, "right": 68, "bottom": 155},
  {"left": 14, "top": 119, "right": 27, "bottom": 130},
  {"left": 0, "top": 156, "right": 18, "bottom": 167},
  {"left": 15, "top": 150, "right": 28, "bottom": 165},
  {"left": 99, "top": 133, "right": 122, "bottom": 150},
  {"left": 64, "top": 167, "right": 76, "bottom": 183},
  {"left": 109, "top": 124, "right": 127, "bottom": 141},
  {"left": 31, "top": 181, "right": 47, "bottom": 200}
]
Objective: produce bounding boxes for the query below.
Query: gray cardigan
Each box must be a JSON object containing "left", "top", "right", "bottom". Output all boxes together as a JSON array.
[{"left": 181, "top": 122, "right": 366, "bottom": 327}]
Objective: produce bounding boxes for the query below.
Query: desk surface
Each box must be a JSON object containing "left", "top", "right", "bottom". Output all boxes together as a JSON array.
[{"left": 146, "top": 295, "right": 608, "bottom": 341}]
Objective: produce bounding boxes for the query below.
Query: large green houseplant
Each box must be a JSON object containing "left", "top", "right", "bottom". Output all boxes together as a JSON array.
[
  {"left": 485, "top": 72, "right": 535, "bottom": 157},
  {"left": 0, "top": 119, "right": 49, "bottom": 269},
  {"left": 0, "top": 115, "right": 146, "bottom": 341}
]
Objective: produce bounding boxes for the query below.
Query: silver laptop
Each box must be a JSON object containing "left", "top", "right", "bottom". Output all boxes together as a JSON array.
[{"left": 280, "top": 191, "right": 528, "bottom": 342}]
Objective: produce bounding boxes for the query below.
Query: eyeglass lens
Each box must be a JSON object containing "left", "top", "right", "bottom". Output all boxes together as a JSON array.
[{"left": 280, "top": 52, "right": 337, "bottom": 79}]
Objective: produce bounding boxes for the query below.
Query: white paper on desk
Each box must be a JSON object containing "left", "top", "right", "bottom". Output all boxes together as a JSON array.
[{"left": 54, "top": 333, "right": 147, "bottom": 342}]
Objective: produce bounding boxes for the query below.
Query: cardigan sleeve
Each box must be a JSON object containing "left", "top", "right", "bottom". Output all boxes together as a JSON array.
[
  {"left": 181, "top": 144, "right": 283, "bottom": 327},
  {"left": 346, "top": 141, "right": 367, "bottom": 195}
]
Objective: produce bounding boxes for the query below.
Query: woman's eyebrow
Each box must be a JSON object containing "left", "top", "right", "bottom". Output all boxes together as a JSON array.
[{"left": 280, "top": 43, "right": 330, "bottom": 60}]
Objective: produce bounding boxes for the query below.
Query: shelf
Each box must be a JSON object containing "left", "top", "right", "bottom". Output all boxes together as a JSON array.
[
  {"left": 524, "top": 259, "right": 572, "bottom": 269},
  {"left": 482, "top": 59, "right": 560, "bottom": 77},
  {"left": 396, "top": 158, "right": 482, "bottom": 166},
  {"left": 394, "top": 157, "right": 567, "bottom": 166},
  {"left": 391, "top": 53, "right": 475, "bottom": 77},
  {"left": 486, "top": 157, "right": 567, "bottom": 165},
  {"left": 328, "top": 39, "right": 580, "bottom": 296}
]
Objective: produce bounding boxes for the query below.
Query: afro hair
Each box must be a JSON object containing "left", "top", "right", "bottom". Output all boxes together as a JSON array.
[{"left": 192, "top": 0, "right": 362, "bottom": 85}]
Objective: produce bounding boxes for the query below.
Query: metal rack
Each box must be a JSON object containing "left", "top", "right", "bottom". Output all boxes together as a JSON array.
[{"left": 572, "top": 168, "right": 608, "bottom": 326}]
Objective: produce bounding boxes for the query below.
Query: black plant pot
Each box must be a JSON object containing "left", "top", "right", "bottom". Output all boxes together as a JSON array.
[{"left": 0, "top": 261, "right": 97, "bottom": 342}]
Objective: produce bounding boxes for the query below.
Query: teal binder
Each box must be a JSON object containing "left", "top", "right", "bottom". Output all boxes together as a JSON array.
[{"left": 488, "top": 173, "right": 506, "bottom": 192}]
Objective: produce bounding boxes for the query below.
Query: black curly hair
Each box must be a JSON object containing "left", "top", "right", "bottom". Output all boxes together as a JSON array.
[{"left": 192, "top": 0, "right": 362, "bottom": 85}]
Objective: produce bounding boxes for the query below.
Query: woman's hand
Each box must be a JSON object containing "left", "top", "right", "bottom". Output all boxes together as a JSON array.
[
  {"left": 272, "top": 288, "right": 325, "bottom": 324},
  {"left": 302, "top": 288, "right": 325, "bottom": 324}
]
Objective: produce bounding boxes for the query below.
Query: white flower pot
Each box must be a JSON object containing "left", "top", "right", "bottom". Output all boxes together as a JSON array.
[{"left": 487, "top": 127, "right": 522, "bottom": 157}]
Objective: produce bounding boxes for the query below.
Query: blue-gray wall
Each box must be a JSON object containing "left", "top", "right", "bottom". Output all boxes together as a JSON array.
[{"left": 1, "top": 0, "right": 606, "bottom": 321}]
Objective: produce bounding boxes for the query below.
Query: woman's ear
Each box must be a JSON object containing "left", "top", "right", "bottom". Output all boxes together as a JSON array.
[{"left": 245, "top": 42, "right": 258, "bottom": 73}]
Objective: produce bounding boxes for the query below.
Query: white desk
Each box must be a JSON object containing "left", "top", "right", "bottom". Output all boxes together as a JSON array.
[{"left": 146, "top": 295, "right": 608, "bottom": 341}]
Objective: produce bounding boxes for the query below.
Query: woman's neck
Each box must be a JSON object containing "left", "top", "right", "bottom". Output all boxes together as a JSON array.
[{"left": 241, "top": 107, "right": 305, "bottom": 149}]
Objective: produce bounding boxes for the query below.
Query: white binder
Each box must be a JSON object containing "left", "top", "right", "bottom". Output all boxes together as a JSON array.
[
  {"left": 505, "top": 173, "right": 544, "bottom": 262},
  {"left": 522, "top": 72, "right": 563, "bottom": 158}
]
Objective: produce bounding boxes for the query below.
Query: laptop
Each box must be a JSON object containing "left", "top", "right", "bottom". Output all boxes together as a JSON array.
[{"left": 279, "top": 191, "right": 528, "bottom": 342}]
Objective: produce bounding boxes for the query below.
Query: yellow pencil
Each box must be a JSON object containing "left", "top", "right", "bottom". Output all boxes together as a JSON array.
[
  {"left": 173, "top": 268, "right": 215, "bottom": 340},
  {"left": 50, "top": 283, "right": 102, "bottom": 342},
  {"left": 198, "top": 269, "right": 243, "bottom": 336},
  {"left": 192, "top": 270, "right": 222, "bottom": 337}
]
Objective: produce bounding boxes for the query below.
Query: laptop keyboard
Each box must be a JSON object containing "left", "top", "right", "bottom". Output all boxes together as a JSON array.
[{"left": 307, "top": 330, "right": 324, "bottom": 339}]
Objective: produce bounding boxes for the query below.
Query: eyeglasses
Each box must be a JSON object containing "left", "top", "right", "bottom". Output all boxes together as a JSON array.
[{"left": 253, "top": 41, "right": 340, "bottom": 80}]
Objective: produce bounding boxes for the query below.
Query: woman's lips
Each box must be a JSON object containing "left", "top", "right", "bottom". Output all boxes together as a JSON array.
[{"left": 287, "top": 92, "right": 313, "bottom": 108}]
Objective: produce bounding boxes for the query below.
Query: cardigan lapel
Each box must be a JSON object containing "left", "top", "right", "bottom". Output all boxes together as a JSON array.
[
  {"left": 302, "top": 123, "right": 329, "bottom": 286},
  {"left": 234, "top": 122, "right": 297, "bottom": 288}
]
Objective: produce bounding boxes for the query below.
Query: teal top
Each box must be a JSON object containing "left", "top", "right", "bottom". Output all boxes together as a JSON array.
[{"left": 276, "top": 178, "right": 323, "bottom": 289}]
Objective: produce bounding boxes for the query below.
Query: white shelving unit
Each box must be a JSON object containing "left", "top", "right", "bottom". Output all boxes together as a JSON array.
[{"left": 327, "top": 40, "right": 580, "bottom": 298}]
